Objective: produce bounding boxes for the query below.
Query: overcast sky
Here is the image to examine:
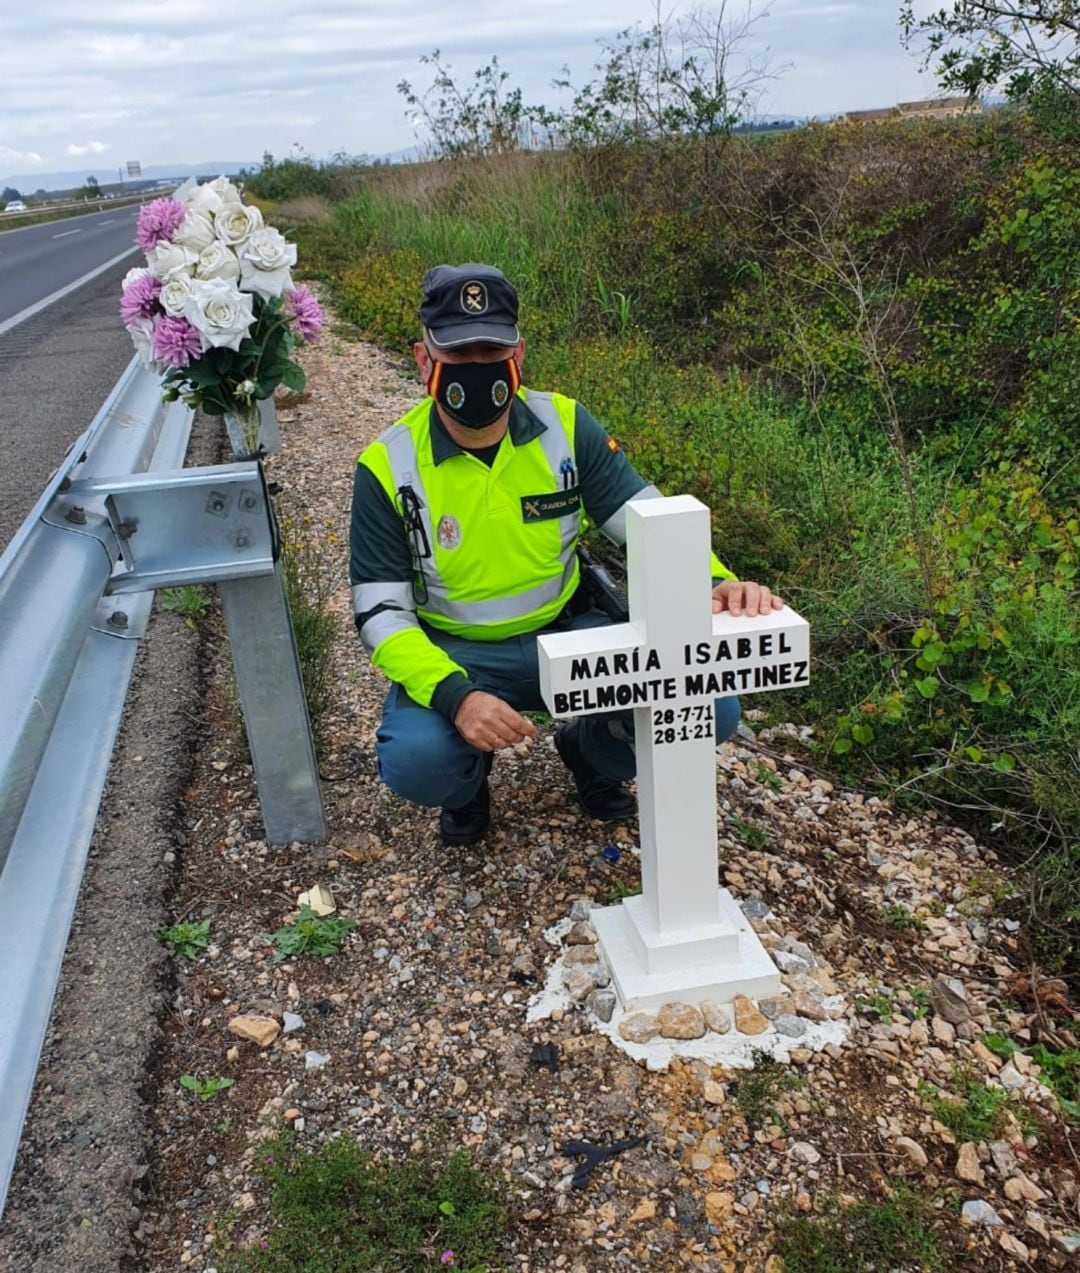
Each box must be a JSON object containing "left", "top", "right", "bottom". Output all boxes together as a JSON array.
[{"left": 1, "top": 1, "right": 943, "bottom": 180}]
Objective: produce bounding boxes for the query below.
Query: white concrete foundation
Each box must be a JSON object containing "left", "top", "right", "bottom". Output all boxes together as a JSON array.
[{"left": 591, "top": 887, "right": 782, "bottom": 1011}]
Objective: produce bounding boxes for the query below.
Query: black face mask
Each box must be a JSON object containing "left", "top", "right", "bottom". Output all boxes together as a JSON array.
[{"left": 428, "top": 354, "right": 520, "bottom": 430}]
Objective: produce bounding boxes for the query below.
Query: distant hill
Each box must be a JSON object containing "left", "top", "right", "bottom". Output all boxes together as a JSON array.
[{"left": 0, "top": 161, "right": 256, "bottom": 196}]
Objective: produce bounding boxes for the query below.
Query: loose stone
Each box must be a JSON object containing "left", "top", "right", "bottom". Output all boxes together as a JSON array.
[
  {"left": 774, "top": 951, "right": 811, "bottom": 975},
  {"left": 758, "top": 996, "right": 794, "bottom": 1020},
  {"left": 1003, "top": 1173, "right": 1046, "bottom": 1203},
  {"left": 563, "top": 944, "right": 604, "bottom": 967},
  {"left": 788, "top": 1142, "right": 821, "bottom": 1166},
  {"left": 227, "top": 1015, "right": 280, "bottom": 1048},
  {"left": 955, "top": 1142, "right": 985, "bottom": 1185},
  {"left": 774, "top": 1014, "right": 807, "bottom": 1038},
  {"left": 892, "top": 1137, "right": 929, "bottom": 1172},
  {"left": 930, "top": 975, "right": 970, "bottom": 1024},
  {"left": 700, "top": 1000, "right": 731, "bottom": 1033},
  {"left": 931, "top": 1016, "right": 956, "bottom": 1045},
  {"left": 281, "top": 1012, "right": 304, "bottom": 1034},
  {"left": 961, "top": 1200, "right": 1002, "bottom": 1228},
  {"left": 586, "top": 987, "right": 616, "bottom": 1023},
  {"left": 563, "top": 967, "right": 600, "bottom": 1003},
  {"left": 565, "top": 921, "right": 599, "bottom": 946},
  {"left": 619, "top": 1013, "right": 661, "bottom": 1043},
  {"left": 733, "top": 995, "right": 768, "bottom": 1036},
  {"left": 793, "top": 992, "right": 828, "bottom": 1022},
  {"left": 658, "top": 1003, "right": 706, "bottom": 1040}
]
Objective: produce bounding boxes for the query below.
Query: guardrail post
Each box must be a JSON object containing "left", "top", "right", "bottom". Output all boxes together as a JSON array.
[{"left": 220, "top": 563, "right": 326, "bottom": 844}]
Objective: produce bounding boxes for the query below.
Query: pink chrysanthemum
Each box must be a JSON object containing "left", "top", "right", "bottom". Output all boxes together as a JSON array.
[
  {"left": 120, "top": 271, "right": 161, "bottom": 325},
  {"left": 135, "top": 197, "right": 186, "bottom": 253},
  {"left": 440, "top": 1253, "right": 455, "bottom": 1267},
  {"left": 151, "top": 315, "right": 203, "bottom": 368},
  {"left": 284, "top": 284, "right": 323, "bottom": 342}
]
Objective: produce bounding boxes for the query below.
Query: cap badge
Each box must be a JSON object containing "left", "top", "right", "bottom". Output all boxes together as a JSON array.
[
  {"left": 461, "top": 280, "right": 488, "bottom": 314},
  {"left": 437, "top": 514, "right": 462, "bottom": 550}
]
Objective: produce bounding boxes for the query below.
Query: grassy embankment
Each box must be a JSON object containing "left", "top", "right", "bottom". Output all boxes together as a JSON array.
[{"left": 249, "top": 113, "right": 1078, "bottom": 974}]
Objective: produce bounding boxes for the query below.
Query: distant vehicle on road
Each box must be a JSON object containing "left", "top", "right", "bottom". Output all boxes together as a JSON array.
[{"left": 3, "top": 200, "right": 28, "bottom": 213}]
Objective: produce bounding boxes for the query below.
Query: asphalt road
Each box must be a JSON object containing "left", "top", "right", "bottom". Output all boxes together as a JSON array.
[
  {"left": 0, "top": 213, "right": 141, "bottom": 552},
  {"left": 0, "top": 205, "right": 141, "bottom": 327}
]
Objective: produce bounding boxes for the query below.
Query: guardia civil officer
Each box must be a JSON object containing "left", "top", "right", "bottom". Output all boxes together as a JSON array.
[{"left": 349, "top": 264, "right": 782, "bottom": 846}]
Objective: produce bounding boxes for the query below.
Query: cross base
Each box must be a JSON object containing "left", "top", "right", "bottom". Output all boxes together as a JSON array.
[{"left": 591, "top": 889, "right": 782, "bottom": 1012}]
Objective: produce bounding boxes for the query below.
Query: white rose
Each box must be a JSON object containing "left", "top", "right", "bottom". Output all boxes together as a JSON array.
[
  {"left": 159, "top": 273, "right": 195, "bottom": 318},
  {"left": 183, "top": 277, "right": 255, "bottom": 351},
  {"left": 196, "top": 240, "right": 241, "bottom": 282},
  {"left": 185, "top": 182, "right": 224, "bottom": 218},
  {"left": 237, "top": 227, "right": 298, "bottom": 299},
  {"left": 146, "top": 240, "right": 197, "bottom": 280},
  {"left": 126, "top": 319, "right": 161, "bottom": 372},
  {"left": 173, "top": 210, "right": 216, "bottom": 253},
  {"left": 215, "top": 202, "right": 263, "bottom": 248},
  {"left": 207, "top": 175, "right": 243, "bottom": 206},
  {"left": 122, "top": 265, "right": 152, "bottom": 291}
]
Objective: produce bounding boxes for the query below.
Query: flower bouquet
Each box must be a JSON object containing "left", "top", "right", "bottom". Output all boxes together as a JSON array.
[{"left": 120, "top": 175, "right": 322, "bottom": 456}]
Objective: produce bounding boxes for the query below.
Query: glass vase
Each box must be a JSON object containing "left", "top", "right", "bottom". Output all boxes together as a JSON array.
[{"left": 223, "top": 398, "right": 280, "bottom": 460}]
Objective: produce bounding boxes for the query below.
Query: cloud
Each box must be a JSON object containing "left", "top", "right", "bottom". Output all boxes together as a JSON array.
[
  {"left": 0, "top": 145, "right": 45, "bottom": 166},
  {"left": 0, "top": 1, "right": 940, "bottom": 168}
]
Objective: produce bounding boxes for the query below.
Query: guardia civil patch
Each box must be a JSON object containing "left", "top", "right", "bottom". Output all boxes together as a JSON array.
[
  {"left": 521, "top": 488, "right": 582, "bottom": 522},
  {"left": 437, "top": 514, "right": 462, "bottom": 549}
]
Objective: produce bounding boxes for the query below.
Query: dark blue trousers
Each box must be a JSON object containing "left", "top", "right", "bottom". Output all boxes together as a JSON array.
[{"left": 376, "top": 608, "right": 741, "bottom": 809}]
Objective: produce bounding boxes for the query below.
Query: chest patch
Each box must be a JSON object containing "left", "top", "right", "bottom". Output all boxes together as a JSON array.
[
  {"left": 521, "top": 487, "right": 581, "bottom": 522},
  {"left": 437, "top": 513, "right": 462, "bottom": 549}
]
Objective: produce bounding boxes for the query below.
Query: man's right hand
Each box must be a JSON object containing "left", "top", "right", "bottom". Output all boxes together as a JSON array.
[{"left": 454, "top": 691, "right": 538, "bottom": 752}]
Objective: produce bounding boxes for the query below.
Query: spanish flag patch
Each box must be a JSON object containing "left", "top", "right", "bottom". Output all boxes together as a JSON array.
[{"left": 606, "top": 435, "right": 619, "bottom": 452}]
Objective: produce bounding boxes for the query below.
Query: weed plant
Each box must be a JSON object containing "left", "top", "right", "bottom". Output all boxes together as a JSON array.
[
  {"left": 917, "top": 1064, "right": 1020, "bottom": 1142},
  {"left": 775, "top": 1182, "right": 942, "bottom": 1272},
  {"left": 732, "top": 1050, "right": 804, "bottom": 1130},
  {"left": 217, "top": 1135, "right": 509, "bottom": 1272}
]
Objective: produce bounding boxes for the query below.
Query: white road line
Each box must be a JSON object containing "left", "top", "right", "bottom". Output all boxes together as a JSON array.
[
  {"left": 53, "top": 229, "right": 81, "bottom": 239},
  {"left": 98, "top": 219, "right": 116, "bottom": 226},
  {"left": 0, "top": 245, "right": 138, "bottom": 338}
]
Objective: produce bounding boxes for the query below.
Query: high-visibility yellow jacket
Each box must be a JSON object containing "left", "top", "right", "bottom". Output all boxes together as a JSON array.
[{"left": 350, "top": 387, "right": 734, "bottom": 717}]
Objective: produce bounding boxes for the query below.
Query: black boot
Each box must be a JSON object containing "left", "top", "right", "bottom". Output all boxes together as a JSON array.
[
  {"left": 440, "top": 754, "right": 493, "bottom": 847},
  {"left": 554, "top": 720, "right": 637, "bottom": 820}
]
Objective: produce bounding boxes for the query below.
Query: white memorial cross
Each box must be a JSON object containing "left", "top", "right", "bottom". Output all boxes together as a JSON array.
[{"left": 538, "top": 495, "right": 810, "bottom": 1010}]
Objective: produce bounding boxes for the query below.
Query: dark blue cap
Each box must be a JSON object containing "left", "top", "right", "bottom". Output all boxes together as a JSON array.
[{"left": 420, "top": 263, "right": 520, "bottom": 349}]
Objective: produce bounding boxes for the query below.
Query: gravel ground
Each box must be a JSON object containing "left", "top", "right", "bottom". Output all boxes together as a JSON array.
[{"left": 38, "top": 322, "right": 1078, "bottom": 1271}]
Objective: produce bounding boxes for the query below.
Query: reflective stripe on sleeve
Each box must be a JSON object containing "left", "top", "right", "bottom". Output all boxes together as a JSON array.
[
  {"left": 351, "top": 580, "right": 415, "bottom": 614},
  {"left": 599, "top": 484, "right": 663, "bottom": 545},
  {"left": 359, "top": 608, "right": 419, "bottom": 650}
]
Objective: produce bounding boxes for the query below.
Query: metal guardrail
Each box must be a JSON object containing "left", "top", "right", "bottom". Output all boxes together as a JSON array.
[
  {"left": 0, "top": 190, "right": 171, "bottom": 221},
  {"left": 0, "top": 359, "right": 324, "bottom": 1217}
]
